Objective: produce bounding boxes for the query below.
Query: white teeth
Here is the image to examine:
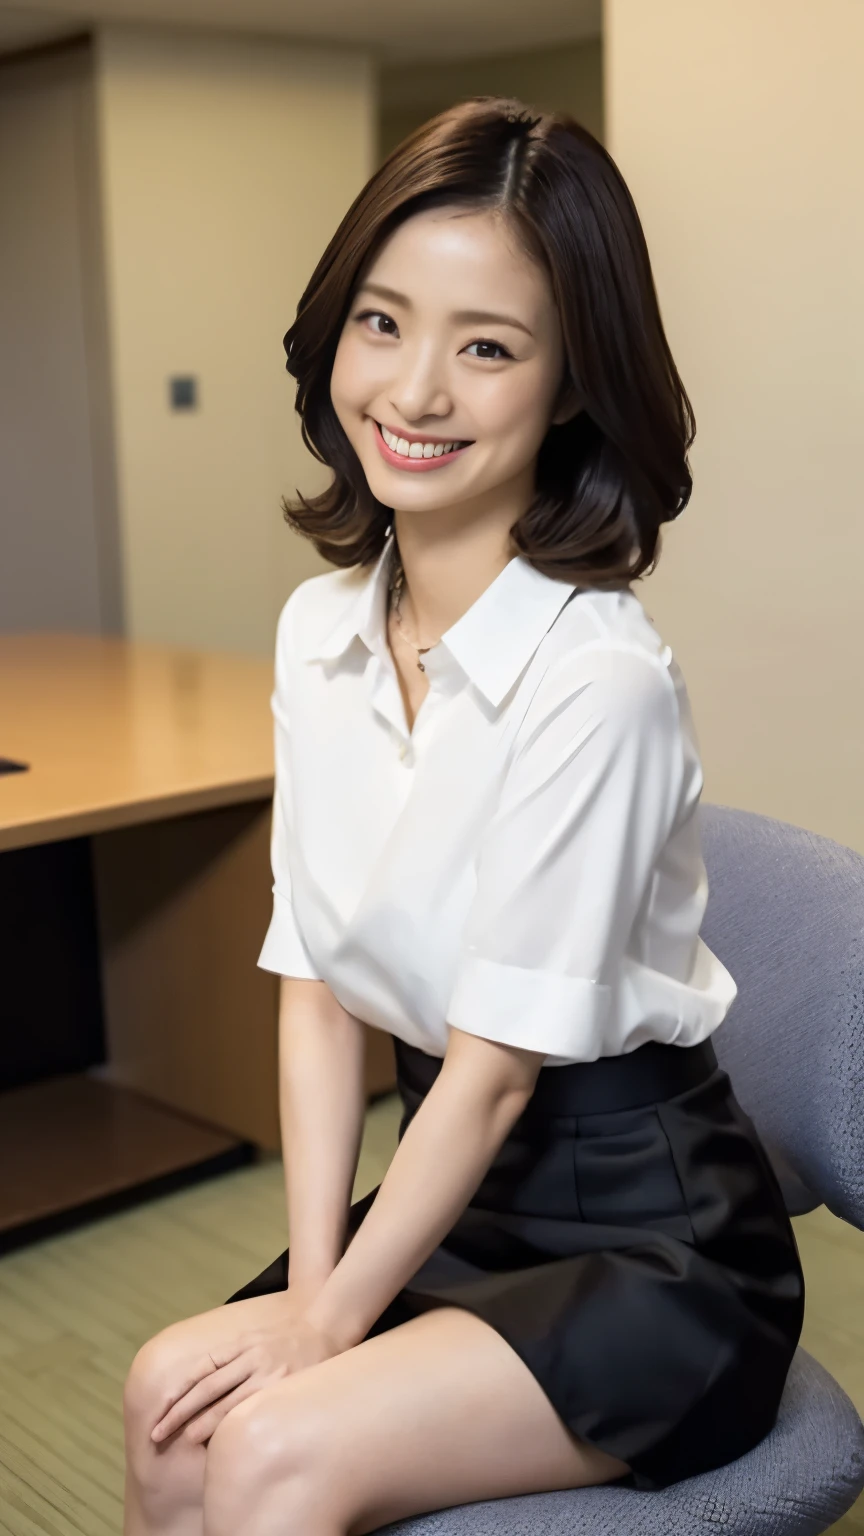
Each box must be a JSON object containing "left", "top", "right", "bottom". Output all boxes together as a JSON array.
[{"left": 379, "top": 423, "right": 464, "bottom": 460}]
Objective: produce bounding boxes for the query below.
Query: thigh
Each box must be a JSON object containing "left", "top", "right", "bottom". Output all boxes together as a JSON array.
[{"left": 211, "top": 1304, "right": 630, "bottom": 1535}]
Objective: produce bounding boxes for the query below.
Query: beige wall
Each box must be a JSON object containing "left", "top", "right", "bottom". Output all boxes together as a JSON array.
[
  {"left": 0, "top": 42, "right": 122, "bottom": 634},
  {"left": 379, "top": 38, "right": 603, "bottom": 161},
  {"left": 95, "top": 26, "right": 375, "bottom": 654},
  {"left": 605, "top": 0, "right": 864, "bottom": 852}
]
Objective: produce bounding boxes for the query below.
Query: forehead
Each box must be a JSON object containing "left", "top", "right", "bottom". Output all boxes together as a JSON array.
[{"left": 361, "top": 206, "right": 553, "bottom": 317}]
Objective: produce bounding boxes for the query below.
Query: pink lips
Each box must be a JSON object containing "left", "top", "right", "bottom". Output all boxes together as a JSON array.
[{"left": 372, "top": 420, "right": 471, "bottom": 472}]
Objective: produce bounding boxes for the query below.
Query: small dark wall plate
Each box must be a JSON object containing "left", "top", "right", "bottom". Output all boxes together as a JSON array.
[
  {"left": 169, "top": 375, "right": 198, "bottom": 410},
  {"left": 0, "top": 757, "right": 29, "bottom": 775}
]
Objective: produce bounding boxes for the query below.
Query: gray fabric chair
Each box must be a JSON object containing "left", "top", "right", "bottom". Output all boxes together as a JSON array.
[{"left": 383, "top": 805, "right": 864, "bottom": 1535}]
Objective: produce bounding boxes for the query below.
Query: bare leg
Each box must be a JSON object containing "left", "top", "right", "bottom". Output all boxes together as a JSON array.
[
  {"left": 202, "top": 1305, "right": 630, "bottom": 1536},
  {"left": 123, "top": 1293, "right": 310, "bottom": 1535}
]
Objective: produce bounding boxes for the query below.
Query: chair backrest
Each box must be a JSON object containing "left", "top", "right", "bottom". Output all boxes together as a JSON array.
[{"left": 699, "top": 803, "right": 863, "bottom": 1229}]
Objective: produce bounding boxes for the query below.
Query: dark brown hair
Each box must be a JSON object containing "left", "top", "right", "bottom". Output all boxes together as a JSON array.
[{"left": 281, "top": 96, "right": 694, "bottom": 588}]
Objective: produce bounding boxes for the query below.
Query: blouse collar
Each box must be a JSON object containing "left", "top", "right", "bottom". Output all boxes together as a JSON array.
[{"left": 300, "top": 528, "right": 580, "bottom": 710}]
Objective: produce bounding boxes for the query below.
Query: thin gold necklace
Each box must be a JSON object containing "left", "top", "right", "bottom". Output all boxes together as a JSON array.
[{"left": 387, "top": 540, "right": 440, "bottom": 673}]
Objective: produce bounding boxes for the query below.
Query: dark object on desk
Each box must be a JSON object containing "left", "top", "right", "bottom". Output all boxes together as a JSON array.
[{"left": 0, "top": 757, "right": 29, "bottom": 775}]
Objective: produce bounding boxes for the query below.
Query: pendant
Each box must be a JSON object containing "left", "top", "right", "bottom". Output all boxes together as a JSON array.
[{"left": 417, "top": 660, "right": 425, "bottom": 672}]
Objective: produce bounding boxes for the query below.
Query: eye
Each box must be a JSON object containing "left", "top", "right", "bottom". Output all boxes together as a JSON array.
[
  {"left": 463, "top": 339, "right": 513, "bottom": 361},
  {"left": 355, "top": 309, "right": 399, "bottom": 338}
]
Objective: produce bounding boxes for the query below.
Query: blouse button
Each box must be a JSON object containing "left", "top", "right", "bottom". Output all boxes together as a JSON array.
[{"left": 399, "top": 743, "right": 409, "bottom": 761}]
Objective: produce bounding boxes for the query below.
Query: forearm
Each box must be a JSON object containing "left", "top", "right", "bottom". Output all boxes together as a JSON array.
[
  {"left": 278, "top": 977, "right": 367, "bottom": 1299},
  {"left": 305, "top": 1041, "right": 535, "bottom": 1349}
]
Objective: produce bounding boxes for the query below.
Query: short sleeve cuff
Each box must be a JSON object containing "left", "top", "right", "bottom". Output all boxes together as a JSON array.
[
  {"left": 447, "top": 954, "right": 611, "bottom": 1061},
  {"left": 257, "top": 890, "right": 320, "bottom": 980}
]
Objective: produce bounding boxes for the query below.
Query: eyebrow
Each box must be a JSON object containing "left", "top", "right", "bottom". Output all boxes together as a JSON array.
[{"left": 356, "top": 281, "right": 534, "bottom": 338}]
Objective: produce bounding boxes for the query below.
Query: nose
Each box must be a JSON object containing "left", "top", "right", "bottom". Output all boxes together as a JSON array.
[{"left": 387, "top": 339, "right": 451, "bottom": 424}]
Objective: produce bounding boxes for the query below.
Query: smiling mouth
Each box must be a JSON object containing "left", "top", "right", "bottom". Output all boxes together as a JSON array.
[{"left": 375, "top": 421, "right": 474, "bottom": 461}]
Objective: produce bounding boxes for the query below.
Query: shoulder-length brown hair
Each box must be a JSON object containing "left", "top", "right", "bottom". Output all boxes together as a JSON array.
[{"left": 281, "top": 96, "right": 694, "bottom": 588}]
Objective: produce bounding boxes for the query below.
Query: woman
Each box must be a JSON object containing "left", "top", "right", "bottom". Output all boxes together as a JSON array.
[{"left": 124, "top": 99, "right": 805, "bottom": 1536}]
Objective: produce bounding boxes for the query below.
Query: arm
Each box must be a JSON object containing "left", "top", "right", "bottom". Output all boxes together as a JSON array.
[
  {"left": 149, "top": 975, "right": 369, "bottom": 1444},
  {"left": 256, "top": 589, "right": 369, "bottom": 1297},
  {"left": 151, "top": 1022, "right": 543, "bottom": 1444},
  {"left": 305, "top": 1026, "right": 544, "bottom": 1349},
  {"left": 277, "top": 975, "right": 367, "bottom": 1304},
  {"left": 151, "top": 1020, "right": 538, "bottom": 1446}
]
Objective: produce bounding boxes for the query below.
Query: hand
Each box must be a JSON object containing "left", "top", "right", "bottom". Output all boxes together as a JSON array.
[{"left": 150, "top": 1299, "right": 343, "bottom": 1447}]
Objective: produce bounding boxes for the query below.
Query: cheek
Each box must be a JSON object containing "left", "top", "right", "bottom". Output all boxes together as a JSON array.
[
  {"left": 329, "top": 336, "right": 360, "bottom": 418},
  {"left": 331, "top": 333, "right": 392, "bottom": 419},
  {"left": 474, "top": 368, "right": 558, "bottom": 451}
]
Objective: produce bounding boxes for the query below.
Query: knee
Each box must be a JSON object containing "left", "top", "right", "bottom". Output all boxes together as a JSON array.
[
  {"left": 124, "top": 1330, "right": 176, "bottom": 1442},
  {"left": 204, "top": 1389, "right": 330, "bottom": 1535},
  {"left": 124, "top": 1330, "right": 203, "bottom": 1507}
]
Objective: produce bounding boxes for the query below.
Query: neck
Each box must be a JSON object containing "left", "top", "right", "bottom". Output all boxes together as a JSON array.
[{"left": 389, "top": 499, "right": 522, "bottom": 645}]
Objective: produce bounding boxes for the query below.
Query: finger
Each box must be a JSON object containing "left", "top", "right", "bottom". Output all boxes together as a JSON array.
[
  {"left": 151, "top": 1357, "right": 251, "bottom": 1442},
  {"left": 152, "top": 1357, "right": 248, "bottom": 1442},
  {"left": 152, "top": 1359, "right": 246, "bottom": 1443},
  {"left": 151, "top": 1349, "right": 232, "bottom": 1429},
  {"left": 185, "top": 1376, "right": 263, "bottom": 1446}
]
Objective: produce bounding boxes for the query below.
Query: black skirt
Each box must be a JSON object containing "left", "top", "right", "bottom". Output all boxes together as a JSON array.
[{"left": 227, "top": 1034, "right": 805, "bottom": 1491}]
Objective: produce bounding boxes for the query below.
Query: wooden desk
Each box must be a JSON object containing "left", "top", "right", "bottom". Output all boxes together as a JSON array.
[{"left": 0, "top": 634, "right": 395, "bottom": 1250}]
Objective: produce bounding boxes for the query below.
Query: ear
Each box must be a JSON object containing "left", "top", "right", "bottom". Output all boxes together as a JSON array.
[{"left": 550, "top": 376, "right": 583, "bottom": 427}]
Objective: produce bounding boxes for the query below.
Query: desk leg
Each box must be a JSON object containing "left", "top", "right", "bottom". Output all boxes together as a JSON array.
[{"left": 92, "top": 801, "right": 395, "bottom": 1151}]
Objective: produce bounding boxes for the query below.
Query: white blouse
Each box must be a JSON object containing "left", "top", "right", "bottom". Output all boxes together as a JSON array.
[{"left": 258, "top": 529, "right": 737, "bottom": 1066}]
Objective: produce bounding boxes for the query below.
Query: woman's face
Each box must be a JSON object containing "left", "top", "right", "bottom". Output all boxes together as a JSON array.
[{"left": 330, "top": 205, "right": 572, "bottom": 524}]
